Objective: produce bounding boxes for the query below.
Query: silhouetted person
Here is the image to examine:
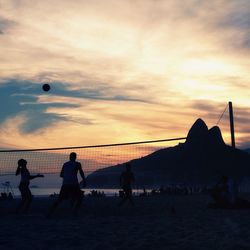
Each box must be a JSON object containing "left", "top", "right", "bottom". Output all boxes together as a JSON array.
[
  {"left": 8, "top": 192, "right": 13, "bottom": 200},
  {"left": 211, "top": 176, "right": 230, "bottom": 207},
  {"left": 15, "top": 159, "right": 44, "bottom": 213},
  {"left": 48, "top": 152, "right": 86, "bottom": 216},
  {"left": 119, "top": 163, "right": 135, "bottom": 206},
  {"left": 209, "top": 176, "right": 250, "bottom": 209}
]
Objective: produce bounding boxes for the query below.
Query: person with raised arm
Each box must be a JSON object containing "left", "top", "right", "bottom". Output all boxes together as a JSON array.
[{"left": 15, "top": 159, "right": 44, "bottom": 213}]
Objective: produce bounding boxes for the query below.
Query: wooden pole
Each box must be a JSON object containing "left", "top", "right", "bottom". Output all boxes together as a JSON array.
[{"left": 228, "top": 101, "right": 236, "bottom": 148}]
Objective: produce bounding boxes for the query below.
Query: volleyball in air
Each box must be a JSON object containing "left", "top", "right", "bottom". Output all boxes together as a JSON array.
[{"left": 42, "top": 83, "right": 51, "bottom": 92}]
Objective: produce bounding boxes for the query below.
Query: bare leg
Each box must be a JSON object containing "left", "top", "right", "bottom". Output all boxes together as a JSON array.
[
  {"left": 128, "top": 196, "right": 134, "bottom": 206},
  {"left": 72, "top": 196, "right": 83, "bottom": 216},
  {"left": 119, "top": 189, "right": 134, "bottom": 207},
  {"left": 23, "top": 196, "right": 32, "bottom": 213},
  {"left": 46, "top": 198, "right": 63, "bottom": 217},
  {"left": 118, "top": 196, "right": 128, "bottom": 207},
  {"left": 15, "top": 199, "right": 26, "bottom": 214}
]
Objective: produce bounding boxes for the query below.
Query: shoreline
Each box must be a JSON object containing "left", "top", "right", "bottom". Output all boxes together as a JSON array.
[{"left": 4, "top": 187, "right": 152, "bottom": 198}]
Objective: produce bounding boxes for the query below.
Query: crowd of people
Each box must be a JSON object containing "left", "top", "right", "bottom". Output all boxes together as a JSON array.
[
  {"left": 0, "top": 192, "right": 13, "bottom": 200},
  {"left": 141, "top": 185, "right": 210, "bottom": 196}
]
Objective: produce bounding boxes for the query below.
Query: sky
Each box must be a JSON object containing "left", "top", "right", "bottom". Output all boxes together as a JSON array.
[{"left": 0, "top": 0, "right": 250, "bottom": 151}]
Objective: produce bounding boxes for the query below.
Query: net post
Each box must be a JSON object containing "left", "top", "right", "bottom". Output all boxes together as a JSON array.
[{"left": 228, "top": 101, "right": 236, "bottom": 148}]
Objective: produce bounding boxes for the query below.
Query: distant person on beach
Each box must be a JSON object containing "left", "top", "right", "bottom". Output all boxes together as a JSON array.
[
  {"left": 210, "top": 176, "right": 230, "bottom": 207},
  {"left": 15, "top": 159, "right": 44, "bottom": 213},
  {"left": 119, "top": 163, "right": 135, "bottom": 206},
  {"left": 210, "top": 176, "right": 239, "bottom": 207},
  {"left": 48, "top": 152, "right": 86, "bottom": 216},
  {"left": 209, "top": 175, "right": 250, "bottom": 209}
]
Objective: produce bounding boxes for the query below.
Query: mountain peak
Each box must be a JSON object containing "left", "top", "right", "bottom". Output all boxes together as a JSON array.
[
  {"left": 208, "top": 126, "right": 225, "bottom": 146},
  {"left": 87, "top": 118, "right": 250, "bottom": 187},
  {"left": 186, "top": 118, "right": 208, "bottom": 144}
]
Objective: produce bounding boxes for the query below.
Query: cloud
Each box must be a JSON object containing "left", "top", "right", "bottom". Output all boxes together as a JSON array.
[
  {"left": 241, "top": 140, "right": 250, "bottom": 149},
  {"left": 0, "top": 78, "right": 152, "bottom": 133},
  {"left": 189, "top": 101, "right": 218, "bottom": 113},
  {"left": 0, "top": 0, "right": 249, "bottom": 149},
  {"left": 203, "top": 1, "right": 250, "bottom": 51},
  {"left": 0, "top": 17, "right": 16, "bottom": 34},
  {"left": 188, "top": 100, "right": 229, "bottom": 123},
  {"left": 0, "top": 80, "right": 80, "bottom": 133}
]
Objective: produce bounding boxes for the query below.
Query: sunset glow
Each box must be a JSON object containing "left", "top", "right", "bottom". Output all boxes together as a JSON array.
[{"left": 0, "top": 0, "right": 250, "bottom": 150}]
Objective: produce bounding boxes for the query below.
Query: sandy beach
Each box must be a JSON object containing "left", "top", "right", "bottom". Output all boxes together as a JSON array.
[{"left": 1, "top": 194, "right": 250, "bottom": 250}]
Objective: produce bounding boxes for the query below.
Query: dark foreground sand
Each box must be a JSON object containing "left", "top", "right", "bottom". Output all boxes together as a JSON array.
[{"left": 1, "top": 194, "right": 250, "bottom": 250}]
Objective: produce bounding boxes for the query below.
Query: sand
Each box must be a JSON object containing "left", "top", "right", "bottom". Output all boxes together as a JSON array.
[{"left": 1, "top": 194, "right": 250, "bottom": 250}]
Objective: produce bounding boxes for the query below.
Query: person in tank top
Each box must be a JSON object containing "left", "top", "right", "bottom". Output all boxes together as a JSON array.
[{"left": 47, "top": 152, "right": 86, "bottom": 216}]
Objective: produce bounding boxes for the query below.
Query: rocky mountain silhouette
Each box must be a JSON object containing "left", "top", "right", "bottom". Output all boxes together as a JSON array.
[{"left": 86, "top": 119, "right": 250, "bottom": 188}]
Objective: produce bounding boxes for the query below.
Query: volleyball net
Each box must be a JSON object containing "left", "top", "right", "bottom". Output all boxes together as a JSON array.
[{"left": 0, "top": 137, "right": 186, "bottom": 176}]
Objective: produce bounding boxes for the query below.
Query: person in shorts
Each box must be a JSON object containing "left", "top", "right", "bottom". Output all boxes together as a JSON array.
[{"left": 48, "top": 152, "right": 86, "bottom": 216}]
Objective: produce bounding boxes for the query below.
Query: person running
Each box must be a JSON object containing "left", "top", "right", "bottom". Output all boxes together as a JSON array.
[
  {"left": 15, "top": 159, "right": 44, "bottom": 213},
  {"left": 48, "top": 152, "right": 86, "bottom": 216},
  {"left": 119, "top": 163, "right": 135, "bottom": 206}
]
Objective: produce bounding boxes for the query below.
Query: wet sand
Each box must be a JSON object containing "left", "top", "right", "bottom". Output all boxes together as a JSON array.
[{"left": 1, "top": 194, "right": 250, "bottom": 250}]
